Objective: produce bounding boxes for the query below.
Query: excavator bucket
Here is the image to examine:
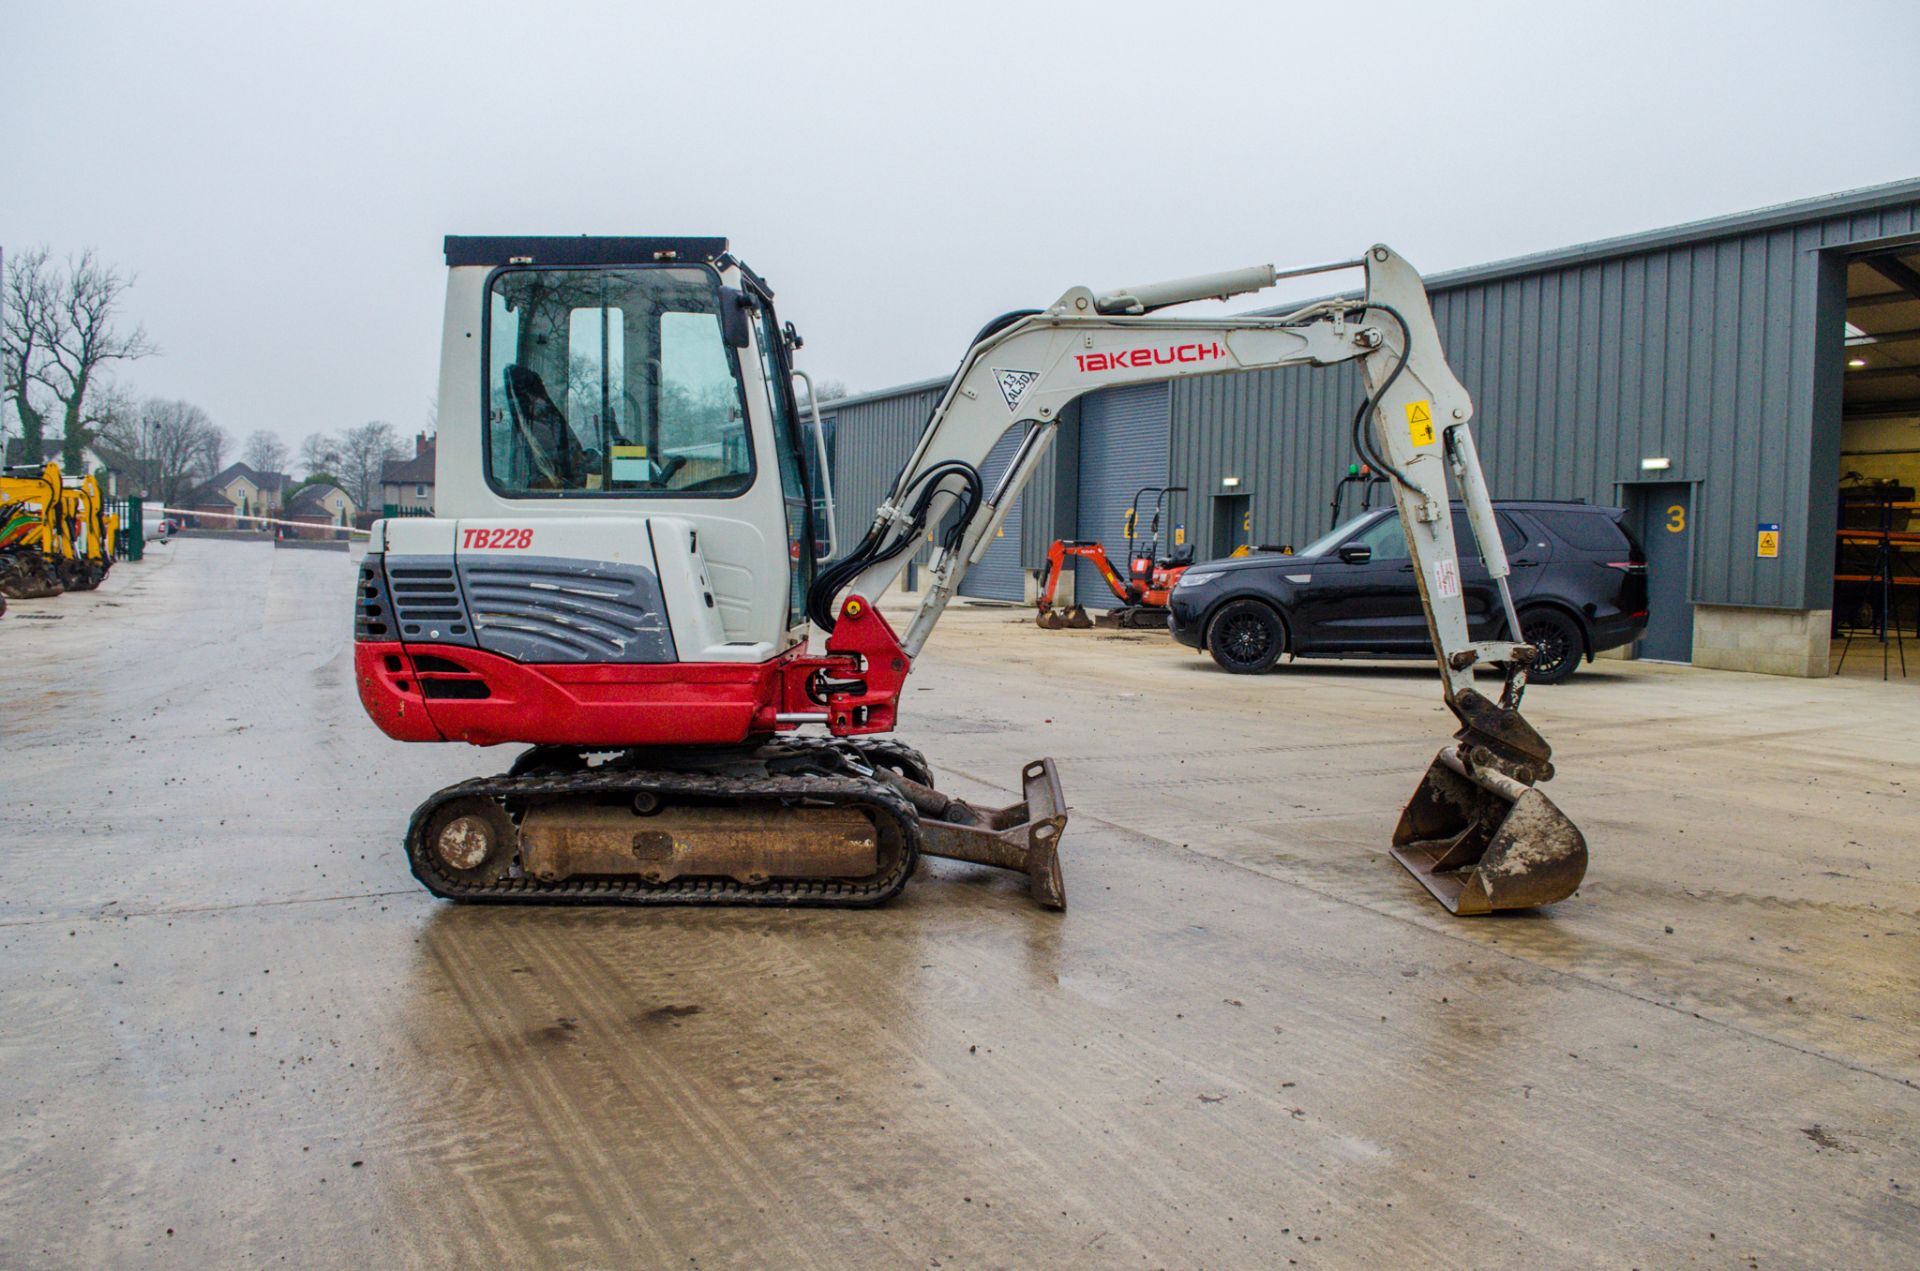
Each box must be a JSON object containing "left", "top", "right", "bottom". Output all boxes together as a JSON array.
[
  {"left": 1391, "top": 746, "right": 1587, "bottom": 915},
  {"left": 1036, "top": 604, "right": 1092, "bottom": 630}
]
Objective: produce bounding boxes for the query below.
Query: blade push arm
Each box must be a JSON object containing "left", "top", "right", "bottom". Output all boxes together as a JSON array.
[{"left": 818, "top": 245, "right": 1525, "bottom": 704}]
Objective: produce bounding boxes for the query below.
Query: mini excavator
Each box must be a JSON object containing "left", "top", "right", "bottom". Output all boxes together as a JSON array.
[
  {"left": 1035, "top": 485, "right": 1193, "bottom": 630},
  {"left": 354, "top": 238, "right": 1587, "bottom": 915}
]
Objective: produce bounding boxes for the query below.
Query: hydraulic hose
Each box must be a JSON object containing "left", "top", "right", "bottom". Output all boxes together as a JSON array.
[
  {"left": 1349, "top": 303, "right": 1417, "bottom": 491},
  {"left": 807, "top": 308, "right": 1039, "bottom": 631},
  {"left": 807, "top": 459, "right": 984, "bottom": 631}
]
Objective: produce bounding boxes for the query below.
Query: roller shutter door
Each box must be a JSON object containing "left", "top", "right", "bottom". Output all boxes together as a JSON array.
[
  {"left": 957, "top": 425, "right": 1028, "bottom": 600},
  {"left": 1074, "top": 385, "right": 1171, "bottom": 608}
]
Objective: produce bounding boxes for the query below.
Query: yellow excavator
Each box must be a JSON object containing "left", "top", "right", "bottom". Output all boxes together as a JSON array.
[
  {"left": 0, "top": 462, "right": 70, "bottom": 600},
  {"left": 59, "top": 472, "right": 116, "bottom": 590},
  {"left": 354, "top": 237, "right": 1588, "bottom": 917}
]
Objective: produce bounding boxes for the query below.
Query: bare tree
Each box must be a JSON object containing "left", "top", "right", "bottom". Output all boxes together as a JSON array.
[
  {"left": 97, "top": 398, "right": 228, "bottom": 508},
  {"left": 797, "top": 377, "right": 850, "bottom": 407},
  {"left": 5, "top": 249, "right": 157, "bottom": 470},
  {"left": 242, "top": 430, "right": 290, "bottom": 476},
  {"left": 2, "top": 247, "right": 58, "bottom": 455},
  {"left": 298, "top": 431, "right": 342, "bottom": 478},
  {"left": 336, "top": 420, "right": 404, "bottom": 510}
]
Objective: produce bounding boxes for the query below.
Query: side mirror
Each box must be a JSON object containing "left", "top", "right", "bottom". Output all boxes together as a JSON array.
[
  {"left": 718, "top": 287, "right": 752, "bottom": 349},
  {"left": 1337, "top": 543, "right": 1372, "bottom": 564}
]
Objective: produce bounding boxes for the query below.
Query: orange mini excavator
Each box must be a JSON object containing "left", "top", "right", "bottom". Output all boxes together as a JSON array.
[{"left": 1035, "top": 486, "right": 1193, "bottom": 629}]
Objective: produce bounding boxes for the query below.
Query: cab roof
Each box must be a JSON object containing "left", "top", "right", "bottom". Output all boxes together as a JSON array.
[{"left": 443, "top": 236, "right": 730, "bottom": 268}]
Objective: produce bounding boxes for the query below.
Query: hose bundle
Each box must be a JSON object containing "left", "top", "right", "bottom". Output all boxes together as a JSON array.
[
  {"left": 806, "top": 307, "right": 1042, "bottom": 632},
  {"left": 807, "top": 460, "right": 983, "bottom": 631}
]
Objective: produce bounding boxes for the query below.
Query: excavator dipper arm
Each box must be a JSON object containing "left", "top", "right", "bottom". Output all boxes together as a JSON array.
[{"left": 810, "top": 245, "right": 1586, "bottom": 914}]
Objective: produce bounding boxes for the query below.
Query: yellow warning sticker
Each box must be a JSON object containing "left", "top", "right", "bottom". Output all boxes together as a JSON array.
[
  {"left": 611, "top": 444, "right": 648, "bottom": 458},
  {"left": 1405, "top": 399, "right": 1435, "bottom": 447}
]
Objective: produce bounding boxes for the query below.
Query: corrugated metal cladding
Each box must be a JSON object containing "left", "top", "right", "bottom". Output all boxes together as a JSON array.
[
  {"left": 958, "top": 426, "right": 1027, "bottom": 599},
  {"left": 1177, "top": 190, "right": 1920, "bottom": 612},
  {"left": 1074, "top": 385, "right": 1171, "bottom": 608},
  {"left": 813, "top": 180, "right": 1920, "bottom": 614},
  {"left": 813, "top": 382, "right": 944, "bottom": 566}
]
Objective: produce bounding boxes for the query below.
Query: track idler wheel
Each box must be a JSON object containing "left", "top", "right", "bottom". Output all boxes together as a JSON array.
[{"left": 421, "top": 796, "right": 518, "bottom": 887}]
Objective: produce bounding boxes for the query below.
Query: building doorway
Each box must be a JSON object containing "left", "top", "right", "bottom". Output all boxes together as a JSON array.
[
  {"left": 1627, "top": 482, "right": 1695, "bottom": 662},
  {"left": 1211, "top": 494, "right": 1251, "bottom": 559},
  {"left": 1834, "top": 245, "right": 1920, "bottom": 666}
]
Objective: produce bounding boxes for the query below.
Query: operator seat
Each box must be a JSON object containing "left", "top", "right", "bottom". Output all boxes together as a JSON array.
[{"left": 503, "top": 364, "right": 588, "bottom": 488}]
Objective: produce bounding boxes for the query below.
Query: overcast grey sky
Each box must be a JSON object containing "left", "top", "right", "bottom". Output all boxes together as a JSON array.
[{"left": 8, "top": 0, "right": 1920, "bottom": 464}]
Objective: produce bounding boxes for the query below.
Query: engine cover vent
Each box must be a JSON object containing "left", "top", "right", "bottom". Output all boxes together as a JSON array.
[{"left": 457, "top": 556, "right": 677, "bottom": 664}]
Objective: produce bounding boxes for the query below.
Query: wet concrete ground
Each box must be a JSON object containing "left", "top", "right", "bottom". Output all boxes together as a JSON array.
[{"left": 2, "top": 539, "right": 1915, "bottom": 1268}]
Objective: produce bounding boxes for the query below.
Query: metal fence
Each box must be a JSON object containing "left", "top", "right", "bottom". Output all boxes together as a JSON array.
[
  {"left": 107, "top": 496, "right": 143, "bottom": 561},
  {"left": 382, "top": 504, "right": 434, "bottom": 519}
]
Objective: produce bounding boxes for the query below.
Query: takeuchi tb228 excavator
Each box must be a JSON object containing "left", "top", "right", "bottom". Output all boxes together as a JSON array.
[{"left": 353, "top": 236, "right": 1587, "bottom": 916}]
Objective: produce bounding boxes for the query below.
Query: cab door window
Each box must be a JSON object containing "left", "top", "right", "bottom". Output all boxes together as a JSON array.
[{"left": 751, "top": 299, "right": 814, "bottom": 630}]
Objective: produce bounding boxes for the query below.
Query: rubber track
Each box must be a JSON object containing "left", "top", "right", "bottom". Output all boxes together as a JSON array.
[{"left": 404, "top": 760, "right": 923, "bottom": 908}]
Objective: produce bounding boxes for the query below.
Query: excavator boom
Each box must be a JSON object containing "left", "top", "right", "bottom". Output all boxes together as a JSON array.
[{"left": 810, "top": 246, "right": 1585, "bottom": 912}]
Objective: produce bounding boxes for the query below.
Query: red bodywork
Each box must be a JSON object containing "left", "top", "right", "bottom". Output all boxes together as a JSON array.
[
  {"left": 1035, "top": 539, "right": 1189, "bottom": 612},
  {"left": 355, "top": 595, "right": 909, "bottom": 747}
]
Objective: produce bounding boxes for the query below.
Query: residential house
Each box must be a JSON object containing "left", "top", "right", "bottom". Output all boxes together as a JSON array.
[
  {"left": 283, "top": 483, "right": 357, "bottom": 540},
  {"left": 183, "top": 462, "right": 291, "bottom": 530},
  {"left": 380, "top": 433, "right": 435, "bottom": 516},
  {"left": 3, "top": 437, "right": 140, "bottom": 496}
]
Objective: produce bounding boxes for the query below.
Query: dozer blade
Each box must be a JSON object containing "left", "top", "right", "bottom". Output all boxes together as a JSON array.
[
  {"left": 1036, "top": 605, "right": 1092, "bottom": 630},
  {"left": 1392, "top": 746, "right": 1587, "bottom": 915},
  {"left": 879, "top": 758, "right": 1069, "bottom": 909}
]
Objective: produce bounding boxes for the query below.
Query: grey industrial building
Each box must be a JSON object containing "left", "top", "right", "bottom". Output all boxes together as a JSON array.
[{"left": 813, "top": 178, "right": 1920, "bottom": 676}]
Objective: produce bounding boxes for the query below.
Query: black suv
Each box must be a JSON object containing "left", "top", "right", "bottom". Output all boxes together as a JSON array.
[{"left": 1167, "top": 502, "right": 1647, "bottom": 683}]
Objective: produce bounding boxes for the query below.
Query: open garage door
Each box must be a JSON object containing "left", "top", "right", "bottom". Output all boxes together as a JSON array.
[
  {"left": 1835, "top": 245, "right": 1920, "bottom": 673},
  {"left": 1074, "top": 385, "right": 1171, "bottom": 609},
  {"left": 957, "top": 424, "right": 1028, "bottom": 601}
]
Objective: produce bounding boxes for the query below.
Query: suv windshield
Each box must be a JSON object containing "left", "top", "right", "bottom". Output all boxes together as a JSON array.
[{"left": 485, "top": 266, "right": 753, "bottom": 497}]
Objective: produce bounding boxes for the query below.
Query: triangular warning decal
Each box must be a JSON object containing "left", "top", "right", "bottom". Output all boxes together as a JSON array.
[
  {"left": 1405, "top": 398, "right": 1436, "bottom": 446},
  {"left": 994, "top": 368, "right": 1040, "bottom": 411}
]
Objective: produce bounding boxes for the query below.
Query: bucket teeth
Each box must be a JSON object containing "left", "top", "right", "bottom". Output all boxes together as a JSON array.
[{"left": 1392, "top": 746, "right": 1587, "bottom": 914}]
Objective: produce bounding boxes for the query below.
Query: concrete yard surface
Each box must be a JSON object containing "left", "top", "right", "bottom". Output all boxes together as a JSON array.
[{"left": 1, "top": 540, "right": 1916, "bottom": 1269}]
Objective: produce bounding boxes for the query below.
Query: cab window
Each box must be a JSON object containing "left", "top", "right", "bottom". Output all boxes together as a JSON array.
[{"left": 485, "top": 266, "right": 753, "bottom": 497}]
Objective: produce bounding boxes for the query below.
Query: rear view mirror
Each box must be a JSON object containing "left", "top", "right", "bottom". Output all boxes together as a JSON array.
[
  {"left": 718, "top": 287, "right": 752, "bottom": 349},
  {"left": 1337, "top": 543, "right": 1372, "bottom": 564}
]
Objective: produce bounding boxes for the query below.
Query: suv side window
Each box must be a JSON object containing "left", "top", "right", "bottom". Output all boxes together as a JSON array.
[
  {"left": 1449, "top": 508, "right": 1526, "bottom": 566},
  {"left": 1532, "top": 508, "right": 1631, "bottom": 554},
  {"left": 1354, "top": 513, "right": 1410, "bottom": 561}
]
